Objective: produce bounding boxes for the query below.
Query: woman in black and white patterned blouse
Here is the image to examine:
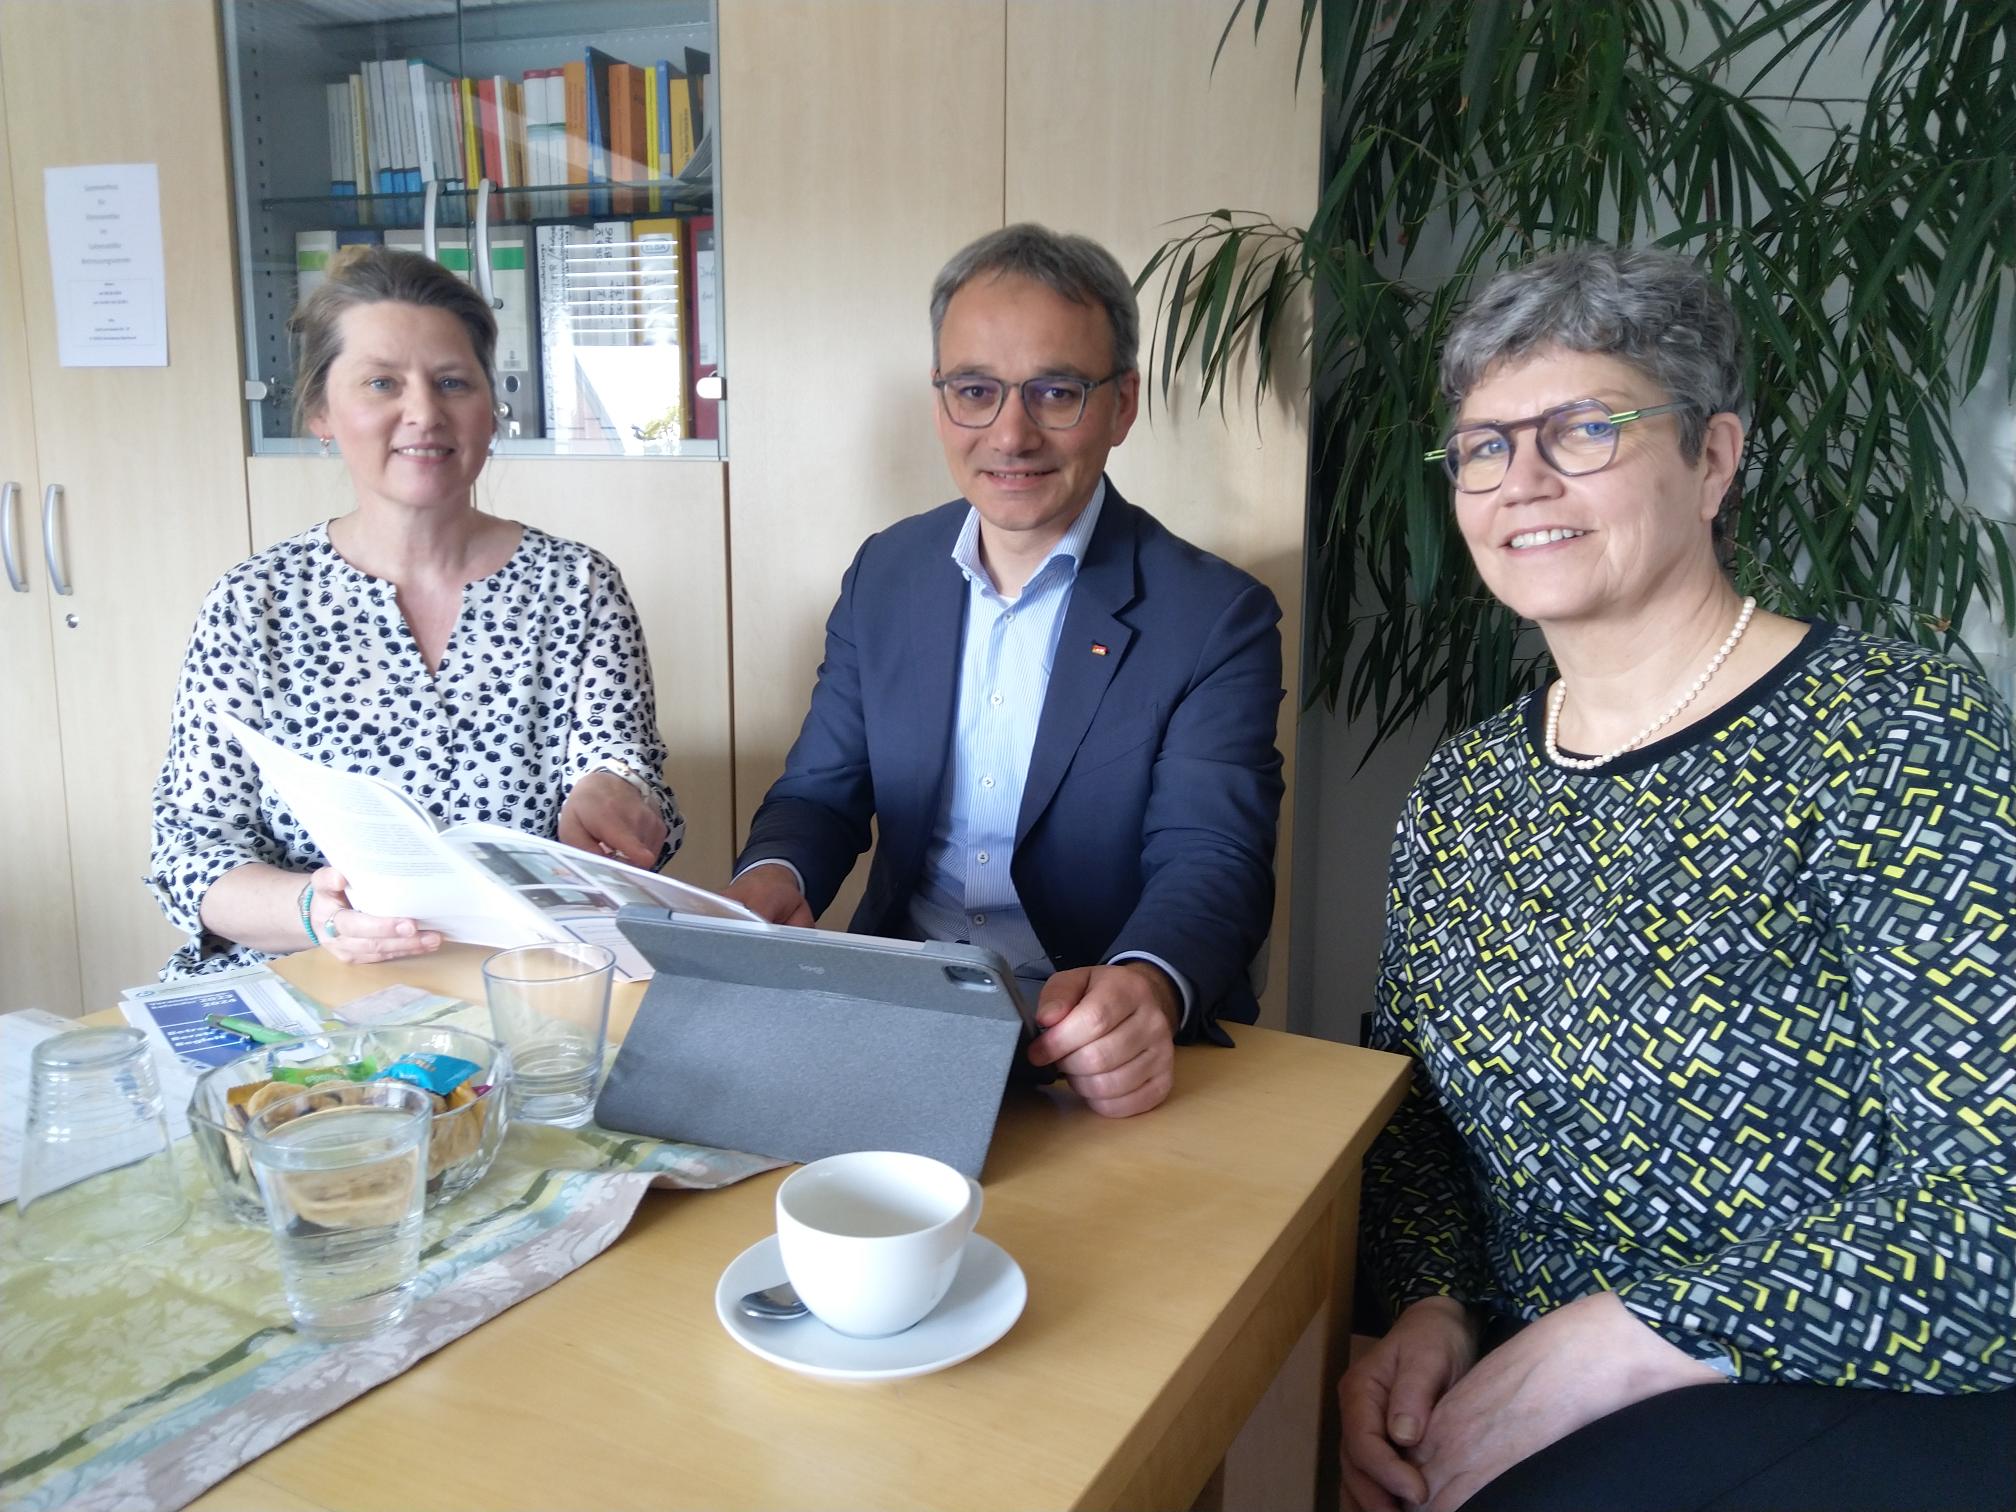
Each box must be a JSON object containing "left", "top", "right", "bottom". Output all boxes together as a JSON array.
[{"left": 148, "top": 246, "right": 682, "bottom": 978}]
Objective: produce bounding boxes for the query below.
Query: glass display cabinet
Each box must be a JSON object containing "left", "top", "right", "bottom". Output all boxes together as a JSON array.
[{"left": 224, "top": 0, "right": 722, "bottom": 458}]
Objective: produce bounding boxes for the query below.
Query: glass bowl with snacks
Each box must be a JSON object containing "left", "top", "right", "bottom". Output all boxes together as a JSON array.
[{"left": 188, "top": 1024, "right": 511, "bottom": 1223}]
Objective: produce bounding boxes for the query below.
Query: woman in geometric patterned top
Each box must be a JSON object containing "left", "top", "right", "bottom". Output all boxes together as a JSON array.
[
  {"left": 1341, "top": 245, "right": 2014, "bottom": 1512},
  {"left": 148, "top": 247, "right": 681, "bottom": 978}
]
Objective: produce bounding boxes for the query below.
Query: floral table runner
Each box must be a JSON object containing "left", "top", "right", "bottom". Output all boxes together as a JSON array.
[{"left": 1, "top": 1007, "right": 781, "bottom": 1512}]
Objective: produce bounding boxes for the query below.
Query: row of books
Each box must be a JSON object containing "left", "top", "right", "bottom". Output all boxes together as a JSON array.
[
  {"left": 325, "top": 47, "right": 710, "bottom": 218},
  {"left": 296, "top": 215, "right": 719, "bottom": 447}
]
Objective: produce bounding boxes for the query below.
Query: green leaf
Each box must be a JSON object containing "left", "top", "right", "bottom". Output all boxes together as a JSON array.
[{"left": 1458, "top": 1, "right": 1515, "bottom": 148}]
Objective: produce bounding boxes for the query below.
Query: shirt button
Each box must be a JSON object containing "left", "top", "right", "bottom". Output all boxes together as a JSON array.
[
  {"left": 981, "top": 775, "right": 995, "bottom": 788},
  {"left": 990, "top": 692, "right": 1003, "bottom": 706},
  {"left": 973, "top": 913, "right": 987, "bottom": 926},
  {"left": 977, "top": 851, "right": 990, "bottom": 864},
  {"left": 1003, "top": 611, "right": 1015, "bottom": 622}
]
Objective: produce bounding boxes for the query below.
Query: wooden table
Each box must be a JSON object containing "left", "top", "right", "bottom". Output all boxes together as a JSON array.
[{"left": 186, "top": 945, "right": 1408, "bottom": 1512}]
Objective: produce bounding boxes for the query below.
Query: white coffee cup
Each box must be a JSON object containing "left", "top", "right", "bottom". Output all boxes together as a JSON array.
[{"left": 775, "top": 1150, "right": 984, "bottom": 1338}]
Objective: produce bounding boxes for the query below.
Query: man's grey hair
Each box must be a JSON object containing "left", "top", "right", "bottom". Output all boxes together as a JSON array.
[
  {"left": 930, "top": 223, "right": 1140, "bottom": 375},
  {"left": 1439, "top": 244, "right": 1746, "bottom": 462}
]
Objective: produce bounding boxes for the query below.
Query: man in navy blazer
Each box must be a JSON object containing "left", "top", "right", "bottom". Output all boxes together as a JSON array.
[{"left": 725, "top": 225, "right": 1284, "bottom": 1117}]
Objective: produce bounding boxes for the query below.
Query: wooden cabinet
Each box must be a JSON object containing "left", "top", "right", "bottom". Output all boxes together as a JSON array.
[
  {"left": 222, "top": 0, "right": 722, "bottom": 462},
  {"left": 0, "top": 57, "right": 80, "bottom": 1018},
  {"left": 0, "top": 0, "right": 252, "bottom": 1013}
]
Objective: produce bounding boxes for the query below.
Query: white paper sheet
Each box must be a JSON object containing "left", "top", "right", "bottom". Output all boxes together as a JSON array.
[{"left": 43, "top": 163, "right": 169, "bottom": 367}]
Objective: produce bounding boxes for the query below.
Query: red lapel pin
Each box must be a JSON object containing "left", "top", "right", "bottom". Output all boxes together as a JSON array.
[{"left": 1090, "top": 642, "right": 1109, "bottom": 656}]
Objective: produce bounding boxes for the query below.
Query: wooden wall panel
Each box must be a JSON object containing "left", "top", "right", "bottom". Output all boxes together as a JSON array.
[
  {"left": 1006, "top": 1, "right": 1320, "bottom": 1027},
  {"left": 2, "top": 0, "right": 251, "bottom": 1006},
  {"left": 718, "top": 0, "right": 1007, "bottom": 919}
]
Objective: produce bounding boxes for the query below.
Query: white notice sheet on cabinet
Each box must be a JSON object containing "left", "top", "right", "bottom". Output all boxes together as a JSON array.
[{"left": 43, "top": 163, "right": 168, "bottom": 367}]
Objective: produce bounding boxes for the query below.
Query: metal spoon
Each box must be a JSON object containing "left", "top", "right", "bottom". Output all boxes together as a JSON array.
[{"left": 739, "top": 1280, "right": 810, "bottom": 1321}]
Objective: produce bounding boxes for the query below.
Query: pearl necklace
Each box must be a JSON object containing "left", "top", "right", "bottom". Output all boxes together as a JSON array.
[{"left": 1544, "top": 596, "right": 1757, "bottom": 771}]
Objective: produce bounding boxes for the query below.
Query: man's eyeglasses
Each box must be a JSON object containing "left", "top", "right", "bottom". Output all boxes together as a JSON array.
[
  {"left": 933, "top": 372, "right": 1123, "bottom": 431},
  {"left": 1424, "top": 398, "right": 1692, "bottom": 492}
]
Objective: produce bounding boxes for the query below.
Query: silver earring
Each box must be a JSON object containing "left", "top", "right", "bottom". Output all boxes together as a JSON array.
[
  {"left": 487, "top": 434, "right": 498, "bottom": 457},
  {"left": 319, "top": 435, "right": 331, "bottom": 457}
]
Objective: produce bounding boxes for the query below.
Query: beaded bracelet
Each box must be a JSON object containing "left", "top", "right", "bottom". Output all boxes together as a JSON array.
[{"left": 297, "top": 880, "right": 320, "bottom": 946}]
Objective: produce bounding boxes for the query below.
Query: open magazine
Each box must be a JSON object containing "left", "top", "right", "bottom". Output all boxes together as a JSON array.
[{"left": 214, "top": 709, "right": 761, "bottom": 979}]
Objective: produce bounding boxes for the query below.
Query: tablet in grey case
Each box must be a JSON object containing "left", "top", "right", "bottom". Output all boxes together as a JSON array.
[{"left": 595, "top": 907, "right": 1031, "bottom": 1177}]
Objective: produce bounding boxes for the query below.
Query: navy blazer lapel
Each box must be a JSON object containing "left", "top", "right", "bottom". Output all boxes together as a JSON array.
[
  {"left": 1016, "top": 486, "right": 1139, "bottom": 845},
  {"left": 894, "top": 513, "right": 969, "bottom": 854}
]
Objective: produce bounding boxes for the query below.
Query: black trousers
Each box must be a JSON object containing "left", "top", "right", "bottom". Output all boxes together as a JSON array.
[{"left": 1466, "top": 1381, "right": 2016, "bottom": 1512}]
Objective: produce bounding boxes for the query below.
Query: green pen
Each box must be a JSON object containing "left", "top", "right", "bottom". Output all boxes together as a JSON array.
[{"left": 209, "top": 1012, "right": 296, "bottom": 1045}]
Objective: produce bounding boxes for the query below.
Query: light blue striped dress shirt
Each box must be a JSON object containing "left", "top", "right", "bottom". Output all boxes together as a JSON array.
[{"left": 907, "top": 482, "right": 1193, "bottom": 1023}]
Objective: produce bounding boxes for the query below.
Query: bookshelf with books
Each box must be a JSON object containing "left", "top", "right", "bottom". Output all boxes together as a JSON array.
[{"left": 224, "top": 0, "right": 723, "bottom": 460}]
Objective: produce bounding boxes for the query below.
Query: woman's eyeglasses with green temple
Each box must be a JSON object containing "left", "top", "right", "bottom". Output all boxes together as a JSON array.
[{"left": 1425, "top": 398, "right": 1692, "bottom": 492}]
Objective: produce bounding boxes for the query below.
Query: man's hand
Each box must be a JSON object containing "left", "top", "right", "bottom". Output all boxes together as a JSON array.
[
  {"left": 1412, "top": 1291, "right": 1725, "bottom": 1511},
  {"left": 720, "top": 863, "right": 815, "bottom": 926},
  {"left": 1027, "top": 961, "right": 1178, "bottom": 1117},
  {"left": 1338, "top": 1295, "right": 1481, "bottom": 1512},
  {"left": 558, "top": 771, "right": 668, "bottom": 869}
]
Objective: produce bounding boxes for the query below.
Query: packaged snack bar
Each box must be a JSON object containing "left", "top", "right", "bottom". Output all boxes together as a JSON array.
[{"left": 374, "top": 1053, "right": 480, "bottom": 1098}]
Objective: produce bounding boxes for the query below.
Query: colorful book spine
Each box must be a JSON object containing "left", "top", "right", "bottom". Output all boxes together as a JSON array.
[
  {"left": 410, "top": 61, "right": 438, "bottom": 187},
  {"left": 609, "top": 62, "right": 644, "bottom": 214},
  {"left": 364, "top": 62, "right": 389, "bottom": 193},
  {"left": 668, "top": 71, "right": 696, "bottom": 176},
  {"left": 296, "top": 229, "right": 337, "bottom": 311},
  {"left": 349, "top": 73, "right": 371, "bottom": 220},
  {"left": 644, "top": 63, "right": 663, "bottom": 213},
  {"left": 408, "top": 60, "right": 461, "bottom": 190},
  {"left": 326, "top": 83, "right": 354, "bottom": 197},
  {"left": 562, "top": 60, "right": 589, "bottom": 216},
  {"left": 523, "top": 67, "right": 561, "bottom": 216},
  {"left": 503, "top": 77, "right": 528, "bottom": 195},
  {"left": 536, "top": 224, "right": 575, "bottom": 440},
  {"left": 584, "top": 46, "right": 619, "bottom": 216},
  {"left": 379, "top": 59, "right": 418, "bottom": 193},
  {"left": 475, "top": 77, "right": 504, "bottom": 186},
  {"left": 460, "top": 75, "right": 482, "bottom": 189}
]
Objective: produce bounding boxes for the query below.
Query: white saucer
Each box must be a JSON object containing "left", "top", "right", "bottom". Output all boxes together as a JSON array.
[{"left": 714, "top": 1232, "right": 1026, "bottom": 1381}]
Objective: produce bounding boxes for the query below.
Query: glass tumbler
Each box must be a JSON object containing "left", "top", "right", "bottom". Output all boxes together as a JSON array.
[
  {"left": 244, "top": 1079, "right": 433, "bottom": 1342},
  {"left": 482, "top": 942, "right": 616, "bottom": 1128},
  {"left": 16, "top": 1027, "right": 190, "bottom": 1263}
]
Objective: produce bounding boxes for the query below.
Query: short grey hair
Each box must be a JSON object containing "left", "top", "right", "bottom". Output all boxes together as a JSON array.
[
  {"left": 1439, "top": 244, "right": 1746, "bottom": 462},
  {"left": 929, "top": 223, "right": 1140, "bottom": 374}
]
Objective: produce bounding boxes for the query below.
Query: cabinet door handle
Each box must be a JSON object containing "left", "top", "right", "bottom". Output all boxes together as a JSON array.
[
  {"left": 2, "top": 482, "right": 25, "bottom": 592},
  {"left": 423, "top": 178, "right": 440, "bottom": 262},
  {"left": 473, "top": 178, "right": 502, "bottom": 310},
  {"left": 42, "top": 483, "right": 72, "bottom": 596}
]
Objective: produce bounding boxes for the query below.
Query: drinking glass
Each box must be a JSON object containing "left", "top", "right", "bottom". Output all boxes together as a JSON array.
[
  {"left": 481, "top": 942, "right": 615, "bottom": 1128},
  {"left": 16, "top": 1027, "right": 189, "bottom": 1263},
  {"left": 243, "top": 1079, "right": 432, "bottom": 1342}
]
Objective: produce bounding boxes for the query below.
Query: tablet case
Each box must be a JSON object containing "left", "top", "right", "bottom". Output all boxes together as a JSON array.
[{"left": 595, "top": 907, "right": 1029, "bottom": 1177}]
